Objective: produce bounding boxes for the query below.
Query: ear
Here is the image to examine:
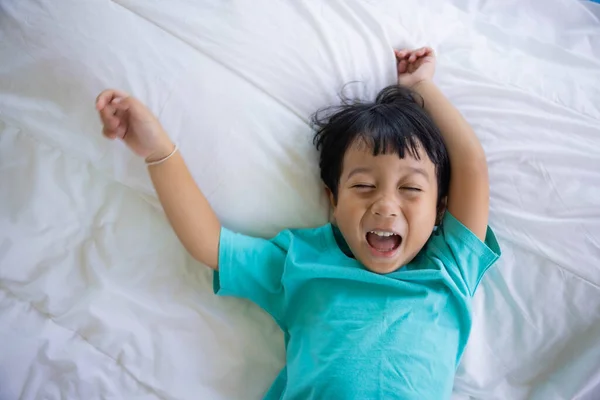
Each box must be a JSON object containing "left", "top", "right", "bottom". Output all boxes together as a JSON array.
[{"left": 435, "top": 196, "right": 447, "bottom": 226}]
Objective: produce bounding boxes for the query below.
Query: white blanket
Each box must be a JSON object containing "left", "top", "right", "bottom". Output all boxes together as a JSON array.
[{"left": 1, "top": 0, "right": 599, "bottom": 399}]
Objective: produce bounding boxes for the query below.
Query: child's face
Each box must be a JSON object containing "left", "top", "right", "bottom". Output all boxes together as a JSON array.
[{"left": 330, "top": 142, "right": 439, "bottom": 274}]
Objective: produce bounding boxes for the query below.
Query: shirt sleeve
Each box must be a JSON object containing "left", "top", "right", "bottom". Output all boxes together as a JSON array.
[
  {"left": 213, "top": 227, "right": 290, "bottom": 325},
  {"left": 425, "top": 212, "right": 501, "bottom": 296}
]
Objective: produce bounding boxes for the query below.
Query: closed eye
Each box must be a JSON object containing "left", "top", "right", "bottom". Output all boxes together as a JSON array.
[
  {"left": 352, "top": 184, "right": 375, "bottom": 189},
  {"left": 401, "top": 187, "right": 422, "bottom": 192}
]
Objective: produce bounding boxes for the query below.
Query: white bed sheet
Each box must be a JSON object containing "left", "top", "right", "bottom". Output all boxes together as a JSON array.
[{"left": 0, "top": 0, "right": 599, "bottom": 399}]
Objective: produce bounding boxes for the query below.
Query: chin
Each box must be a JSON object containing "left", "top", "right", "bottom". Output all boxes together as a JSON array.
[
  {"left": 360, "top": 255, "right": 405, "bottom": 274},
  {"left": 354, "top": 241, "right": 404, "bottom": 274}
]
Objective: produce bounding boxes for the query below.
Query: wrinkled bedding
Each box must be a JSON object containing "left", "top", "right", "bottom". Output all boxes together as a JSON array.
[{"left": 1, "top": 0, "right": 599, "bottom": 399}]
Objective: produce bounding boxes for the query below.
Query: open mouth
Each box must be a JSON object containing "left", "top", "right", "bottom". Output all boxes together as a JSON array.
[{"left": 366, "top": 230, "right": 402, "bottom": 257}]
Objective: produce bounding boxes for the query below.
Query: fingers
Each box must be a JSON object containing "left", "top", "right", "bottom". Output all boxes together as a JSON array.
[
  {"left": 415, "top": 47, "right": 428, "bottom": 57},
  {"left": 394, "top": 49, "right": 408, "bottom": 60},
  {"left": 97, "top": 90, "right": 133, "bottom": 141},
  {"left": 99, "top": 103, "right": 119, "bottom": 130},
  {"left": 111, "top": 95, "right": 133, "bottom": 113},
  {"left": 113, "top": 108, "right": 128, "bottom": 139},
  {"left": 96, "top": 89, "right": 129, "bottom": 110},
  {"left": 102, "top": 120, "right": 127, "bottom": 140},
  {"left": 397, "top": 59, "right": 408, "bottom": 74},
  {"left": 407, "top": 47, "right": 428, "bottom": 62},
  {"left": 99, "top": 104, "right": 119, "bottom": 130},
  {"left": 394, "top": 47, "right": 434, "bottom": 63},
  {"left": 99, "top": 100, "right": 128, "bottom": 140},
  {"left": 102, "top": 126, "right": 117, "bottom": 140}
]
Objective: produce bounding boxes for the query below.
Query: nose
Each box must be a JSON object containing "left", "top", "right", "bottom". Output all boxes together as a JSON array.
[{"left": 371, "top": 196, "right": 399, "bottom": 218}]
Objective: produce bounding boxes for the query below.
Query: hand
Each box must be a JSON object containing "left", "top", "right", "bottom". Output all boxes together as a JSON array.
[
  {"left": 96, "top": 89, "right": 174, "bottom": 162},
  {"left": 394, "top": 47, "right": 436, "bottom": 88}
]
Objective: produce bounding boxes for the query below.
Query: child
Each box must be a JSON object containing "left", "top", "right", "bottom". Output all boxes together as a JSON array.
[{"left": 97, "top": 47, "right": 501, "bottom": 399}]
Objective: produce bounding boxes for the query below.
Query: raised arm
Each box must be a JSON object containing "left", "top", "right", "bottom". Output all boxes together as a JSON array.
[
  {"left": 96, "top": 90, "right": 221, "bottom": 269},
  {"left": 395, "top": 48, "right": 489, "bottom": 240},
  {"left": 147, "top": 148, "right": 221, "bottom": 269}
]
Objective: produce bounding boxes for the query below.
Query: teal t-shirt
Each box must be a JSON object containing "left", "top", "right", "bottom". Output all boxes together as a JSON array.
[{"left": 214, "top": 212, "right": 501, "bottom": 399}]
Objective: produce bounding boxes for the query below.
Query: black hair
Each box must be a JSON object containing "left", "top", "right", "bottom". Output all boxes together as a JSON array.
[{"left": 312, "top": 84, "right": 450, "bottom": 209}]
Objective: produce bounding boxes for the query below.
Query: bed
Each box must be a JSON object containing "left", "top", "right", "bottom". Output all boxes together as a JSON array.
[{"left": 1, "top": 0, "right": 599, "bottom": 399}]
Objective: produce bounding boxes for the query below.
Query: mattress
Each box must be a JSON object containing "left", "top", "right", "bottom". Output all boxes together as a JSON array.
[{"left": 0, "top": 0, "right": 599, "bottom": 399}]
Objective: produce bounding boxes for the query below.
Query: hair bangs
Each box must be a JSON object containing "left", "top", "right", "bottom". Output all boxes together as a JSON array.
[{"left": 312, "top": 84, "right": 450, "bottom": 205}]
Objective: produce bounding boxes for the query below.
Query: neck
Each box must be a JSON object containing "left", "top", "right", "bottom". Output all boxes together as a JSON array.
[{"left": 332, "top": 224, "right": 354, "bottom": 258}]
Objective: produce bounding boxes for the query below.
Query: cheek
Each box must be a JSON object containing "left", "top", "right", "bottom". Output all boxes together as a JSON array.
[
  {"left": 333, "top": 195, "right": 366, "bottom": 234},
  {"left": 334, "top": 200, "right": 362, "bottom": 224},
  {"left": 404, "top": 196, "right": 438, "bottom": 230},
  {"left": 335, "top": 191, "right": 362, "bottom": 213}
]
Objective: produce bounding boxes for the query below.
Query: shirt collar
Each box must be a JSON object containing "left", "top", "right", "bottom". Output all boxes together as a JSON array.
[{"left": 331, "top": 224, "right": 354, "bottom": 258}]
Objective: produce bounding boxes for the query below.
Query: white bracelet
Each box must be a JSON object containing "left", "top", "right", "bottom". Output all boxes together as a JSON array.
[{"left": 146, "top": 144, "right": 179, "bottom": 166}]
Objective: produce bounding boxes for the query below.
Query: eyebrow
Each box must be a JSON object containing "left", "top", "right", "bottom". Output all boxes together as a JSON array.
[
  {"left": 346, "top": 167, "right": 372, "bottom": 180},
  {"left": 347, "top": 166, "right": 429, "bottom": 179},
  {"left": 407, "top": 167, "right": 430, "bottom": 179}
]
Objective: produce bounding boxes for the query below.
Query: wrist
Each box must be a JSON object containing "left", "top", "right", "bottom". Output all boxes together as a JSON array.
[
  {"left": 408, "top": 79, "right": 435, "bottom": 92},
  {"left": 145, "top": 139, "right": 175, "bottom": 163}
]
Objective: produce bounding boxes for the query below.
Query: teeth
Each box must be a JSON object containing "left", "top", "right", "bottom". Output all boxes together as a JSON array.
[{"left": 370, "top": 230, "right": 397, "bottom": 237}]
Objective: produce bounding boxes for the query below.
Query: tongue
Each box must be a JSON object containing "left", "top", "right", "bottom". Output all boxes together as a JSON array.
[{"left": 366, "top": 232, "right": 401, "bottom": 252}]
